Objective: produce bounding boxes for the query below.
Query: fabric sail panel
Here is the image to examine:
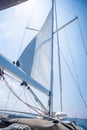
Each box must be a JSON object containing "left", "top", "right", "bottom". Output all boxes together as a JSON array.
[
  {"left": 31, "top": 9, "right": 52, "bottom": 90},
  {"left": 18, "top": 9, "right": 52, "bottom": 90},
  {"left": 18, "top": 37, "right": 36, "bottom": 76}
]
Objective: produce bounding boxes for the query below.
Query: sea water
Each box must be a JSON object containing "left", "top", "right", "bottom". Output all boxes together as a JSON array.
[
  {"left": 75, "top": 118, "right": 87, "bottom": 130},
  {"left": 66, "top": 118, "right": 87, "bottom": 130}
]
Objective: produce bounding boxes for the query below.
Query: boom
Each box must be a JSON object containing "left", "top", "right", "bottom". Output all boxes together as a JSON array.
[{"left": 0, "top": 54, "right": 49, "bottom": 96}]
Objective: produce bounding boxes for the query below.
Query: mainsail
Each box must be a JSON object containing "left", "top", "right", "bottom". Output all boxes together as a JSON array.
[{"left": 18, "top": 9, "right": 52, "bottom": 91}]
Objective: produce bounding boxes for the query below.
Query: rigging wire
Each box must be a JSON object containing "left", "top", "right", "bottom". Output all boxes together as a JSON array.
[
  {"left": 72, "top": 7, "right": 87, "bottom": 55},
  {"left": 4, "top": 71, "right": 21, "bottom": 84},
  {"left": 77, "top": 19, "right": 87, "bottom": 55},
  {"left": 60, "top": 49, "right": 87, "bottom": 107},
  {"left": 17, "top": 29, "right": 27, "bottom": 59},
  {"left": 25, "top": 87, "right": 41, "bottom": 110},
  {"left": 5, "top": 72, "right": 28, "bottom": 109},
  {"left": 11, "top": 86, "right": 25, "bottom": 110},
  {"left": 3, "top": 76, "right": 47, "bottom": 115},
  {"left": 23, "top": 87, "right": 32, "bottom": 113},
  {"left": 58, "top": 3, "right": 76, "bottom": 18},
  {"left": 64, "top": 28, "right": 87, "bottom": 104},
  {"left": 56, "top": 2, "right": 87, "bottom": 106},
  {"left": 17, "top": 3, "right": 36, "bottom": 59},
  {"left": 59, "top": 2, "right": 87, "bottom": 55},
  {"left": 5, "top": 88, "right": 11, "bottom": 110}
]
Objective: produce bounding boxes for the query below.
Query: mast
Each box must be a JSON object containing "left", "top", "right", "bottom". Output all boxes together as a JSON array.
[
  {"left": 49, "top": 0, "right": 63, "bottom": 116},
  {"left": 0, "top": 54, "right": 49, "bottom": 96},
  {"left": 54, "top": 1, "right": 63, "bottom": 112},
  {"left": 49, "top": 0, "right": 54, "bottom": 116}
]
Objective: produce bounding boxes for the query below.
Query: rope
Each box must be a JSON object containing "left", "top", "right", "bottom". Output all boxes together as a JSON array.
[
  {"left": 64, "top": 28, "right": 87, "bottom": 106},
  {"left": 25, "top": 87, "right": 40, "bottom": 110},
  {"left": 59, "top": 3, "right": 76, "bottom": 17},
  {"left": 5, "top": 90, "right": 10, "bottom": 110},
  {"left": 23, "top": 87, "right": 32, "bottom": 113},
  {"left": 17, "top": 3, "right": 36, "bottom": 59},
  {"left": 3, "top": 76, "right": 47, "bottom": 115},
  {"left": 4, "top": 72, "right": 21, "bottom": 83},
  {"left": 77, "top": 19, "right": 87, "bottom": 55},
  {"left": 72, "top": 6, "right": 87, "bottom": 55},
  {"left": 17, "top": 29, "right": 27, "bottom": 59},
  {"left": 60, "top": 50, "right": 87, "bottom": 107},
  {"left": 11, "top": 87, "right": 24, "bottom": 110}
]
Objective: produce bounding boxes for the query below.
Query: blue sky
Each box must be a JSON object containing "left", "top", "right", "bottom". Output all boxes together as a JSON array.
[{"left": 0, "top": 0, "right": 87, "bottom": 118}]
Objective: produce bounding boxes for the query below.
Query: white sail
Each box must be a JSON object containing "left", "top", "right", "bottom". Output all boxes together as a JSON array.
[
  {"left": 18, "top": 37, "right": 36, "bottom": 76},
  {"left": 18, "top": 9, "right": 52, "bottom": 90}
]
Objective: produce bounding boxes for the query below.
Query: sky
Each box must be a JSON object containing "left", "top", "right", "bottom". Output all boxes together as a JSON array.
[{"left": 0, "top": 0, "right": 87, "bottom": 118}]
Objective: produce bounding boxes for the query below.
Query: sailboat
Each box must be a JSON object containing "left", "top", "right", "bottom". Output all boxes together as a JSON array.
[{"left": 0, "top": 0, "right": 86, "bottom": 129}]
